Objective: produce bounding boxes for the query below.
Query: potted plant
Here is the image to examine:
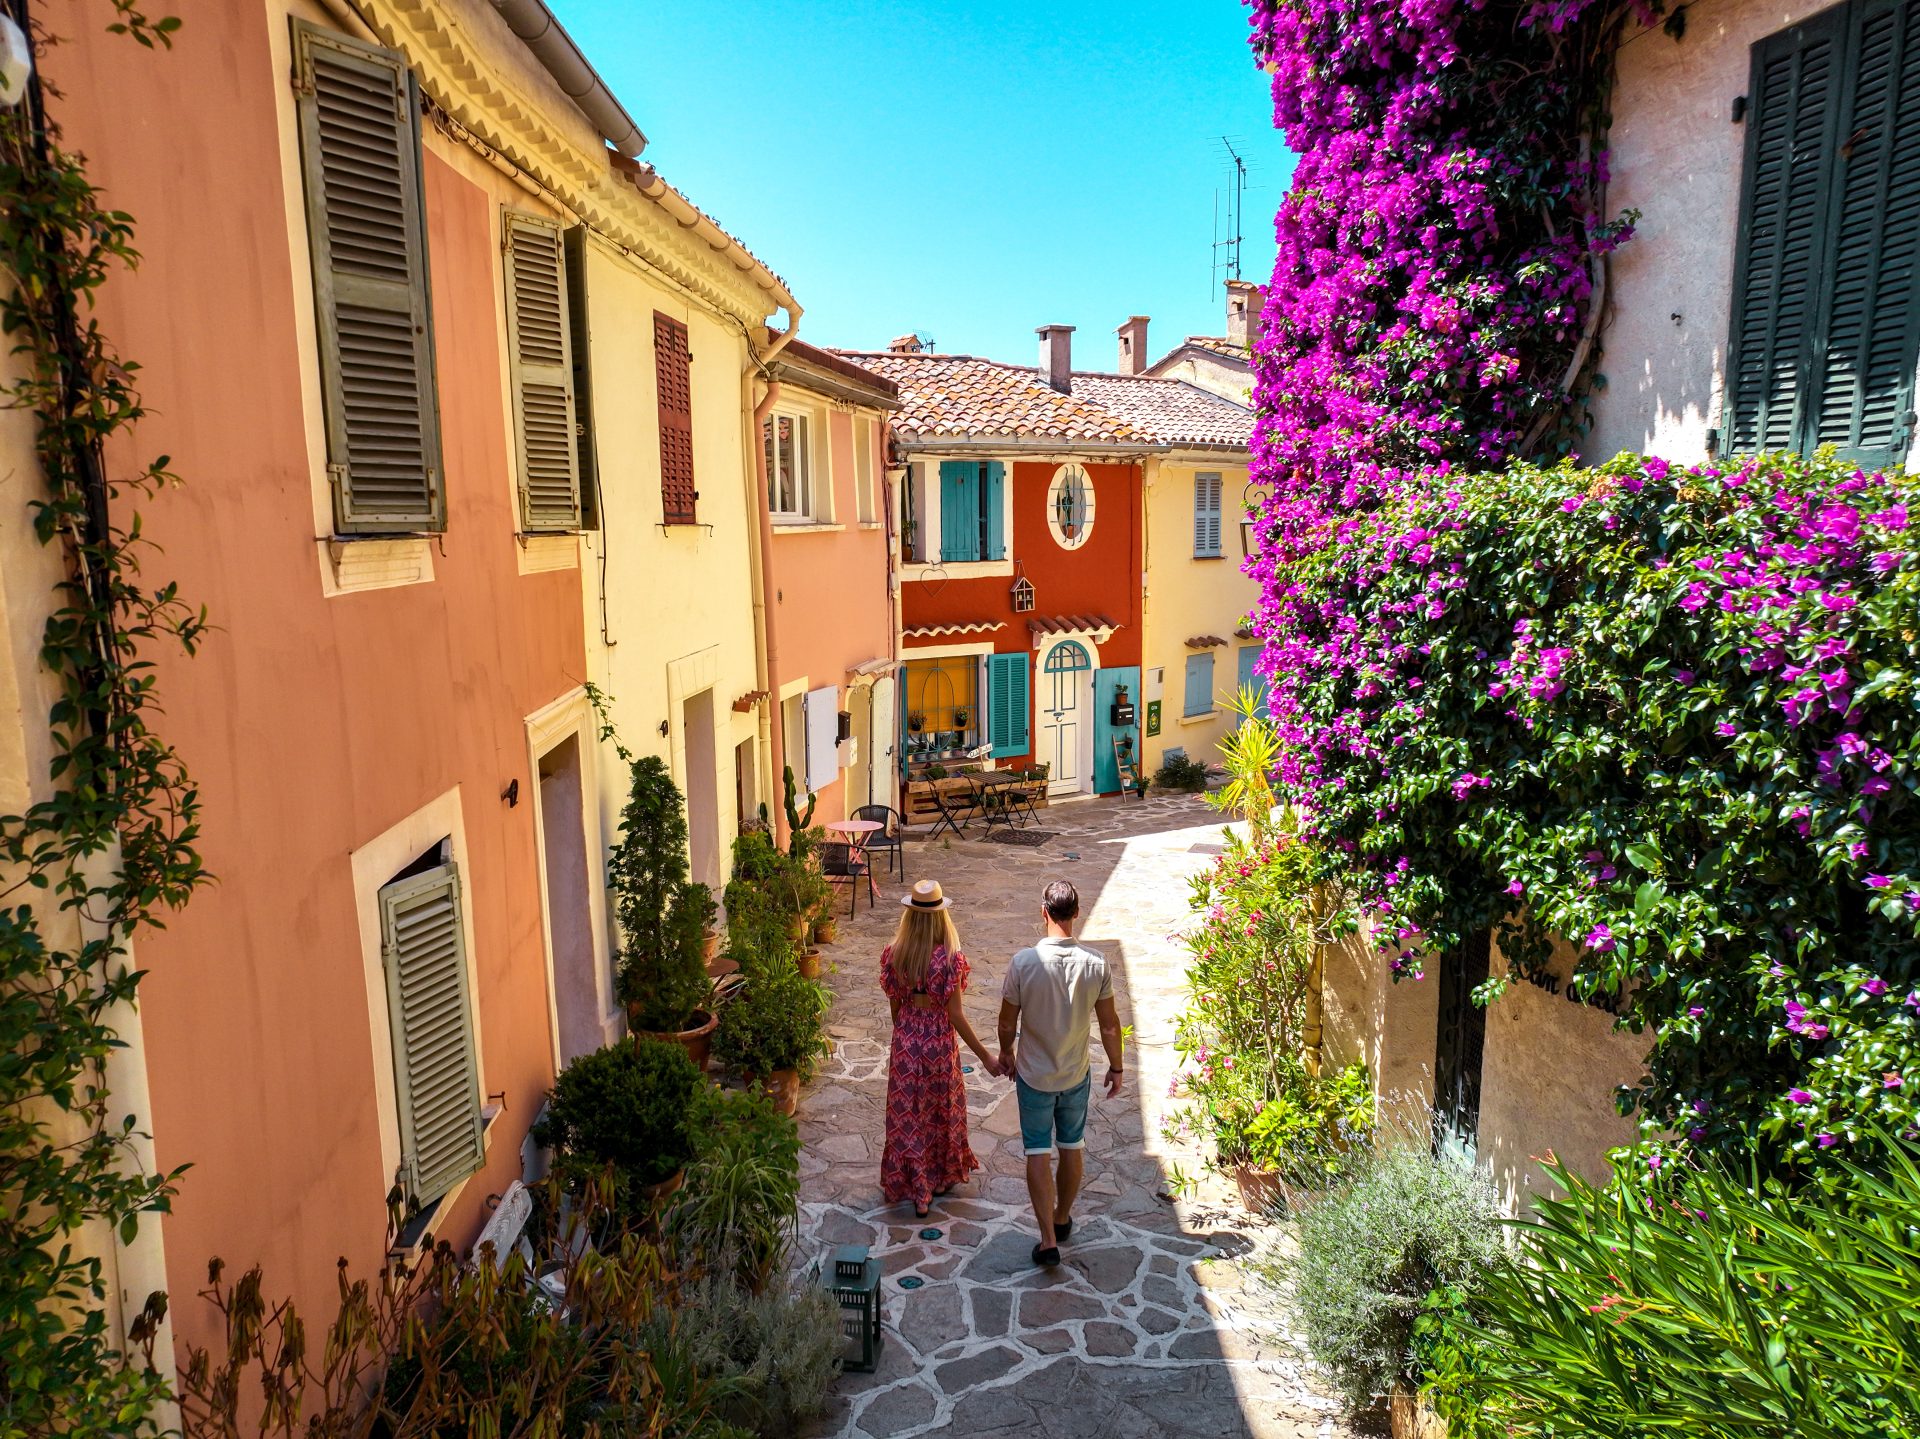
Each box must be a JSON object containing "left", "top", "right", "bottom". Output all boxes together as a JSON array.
[
  {"left": 951, "top": 706, "right": 970, "bottom": 728},
  {"left": 907, "top": 712, "right": 925, "bottom": 734},
  {"left": 533, "top": 1037, "right": 703, "bottom": 1217},
  {"left": 609, "top": 756, "right": 717, "bottom": 1066},
  {"left": 713, "top": 932, "right": 831, "bottom": 1116}
]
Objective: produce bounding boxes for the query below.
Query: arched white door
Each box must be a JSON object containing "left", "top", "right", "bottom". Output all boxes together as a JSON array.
[{"left": 1038, "top": 641, "right": 1092, "bottom": 796}]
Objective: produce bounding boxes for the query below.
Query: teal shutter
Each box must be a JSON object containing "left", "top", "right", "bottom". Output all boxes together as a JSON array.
[
  {"left": 983, "top": 462, "right": 1006, "bottom": 559},
  {"left": 1183, "top": 653, "right": 1215, "bottom": 717},
  {"left": 1237, "top": 643, "right": 1269, "bottom": 721},
  {"left": 1193, "top": 473, "right": 1223, "bottom": 557},
  {"left": 989, "top": 652, "right": 1030, "bottom": 757},
  {"left": 939, "top": 460, "right": 979, "bottom": 562},
  {"left": 1811, "top": 0, "right": 1920, "bottom": 462}
]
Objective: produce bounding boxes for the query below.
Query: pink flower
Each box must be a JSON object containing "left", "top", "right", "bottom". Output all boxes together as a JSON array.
[
  {"left": 1506, "top": 879, "right": 1524, "bottom": 896},
  {"left": 1788, "top": 1088, "right": 1813, "bottom": 1104},
  {"left": 1584, "top": 924, "right": 1615, "bottom": 953}
]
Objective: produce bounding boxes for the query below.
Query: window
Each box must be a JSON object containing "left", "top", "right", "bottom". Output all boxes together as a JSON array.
[
  {"left": 1193, "top": 472, "right": 1224, "bottom": 557},
  {"left": 937, "top": 460, "right": 1006, "bottom": 562},
  {"left": 765, "top": 412, "right": 815, "bottom": 522},
  {"left": 655, "top": 312, "right": 697, "bottom": 524},
  {"left": 1183, "top": 651, "right": 1216, "bottom": 718},
  {"left": 988, "top": 652, "right": 1030, "bottom": 758},
  {"left": 379, "top": 849, "right": 484, "bottom": 1206},
  {"left": 855, "top": 419, "right": 878, "bottom": 525},
  {"left": 292, "top": 21, "right": 444, "bottom": 535},
  {"left": 903, "top": 655, "right": 982, "bottom": 758},
  {"left": 1047, "top": 463, "right": 1095, "bottom": 550},
  {"left": 1725, "top": 0, "right": 1920, "bottom": 466},
  {"left": 901, "top": 462, "right": 926, "bottom": 562},
  {"left": 504, "top": 211, "right": 583, "bottom": 531}
]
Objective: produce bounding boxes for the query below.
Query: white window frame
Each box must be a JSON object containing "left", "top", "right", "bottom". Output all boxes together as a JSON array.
[
  {"left": 1046, "top": 462, "right": 1096, "bottom": 551},
  {"left": 765, "top": 409, "right": 819, "bottom": 524},
  {"left": 854, "top": 417, "right": 878, "bottom": 525}
]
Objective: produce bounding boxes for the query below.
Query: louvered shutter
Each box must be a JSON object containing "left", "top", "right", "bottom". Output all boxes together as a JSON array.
[
  {"left": 1184, "top": 653, "right": 1214, "bottom": 717},
  {"left": 989, "top": 652, "right": 1030, "bottom": 758},
  {"left": 1194, "top": 473, "right": 1223, "bottom": 557},
  {"left": 563, "top": 225, "right": 600, "bottom": 529},
  {"left": 292, "top": 22, "right": 443, "bottom": 534},
  {"left": 1727, "top": 7, "right": 1845, "bottom": 453},
  {"left": 1811, "top": 0, "right": 1920, "bottom": 462},
  {"left": 502, "top": 212, "right": 581, "bottom": 531},
  {"left": 380, "top": 862, "right": 484, "bottom": 1204},
  {"left": 983, "top": 462, "right": 1007, "bottom": 560},
  {"left": 939, "top": 460, "right": 979, "bottom": 562},
  {"left": 655, "top": 313, "right": 697, "bottom": 524}
]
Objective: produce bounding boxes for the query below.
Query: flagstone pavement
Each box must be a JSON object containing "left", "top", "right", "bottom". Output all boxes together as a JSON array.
[{"left": 797, "top": 792, "right": 1357, "bottom": 1439}]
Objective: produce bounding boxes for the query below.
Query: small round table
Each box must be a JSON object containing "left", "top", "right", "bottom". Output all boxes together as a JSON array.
[{"left": 823, "top": 819, "right": 885, "bottom": 911}]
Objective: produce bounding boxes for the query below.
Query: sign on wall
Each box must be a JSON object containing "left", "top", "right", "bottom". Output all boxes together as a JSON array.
[{"left": 1145, "top": 700, "right": 1161, "bottom": 737}]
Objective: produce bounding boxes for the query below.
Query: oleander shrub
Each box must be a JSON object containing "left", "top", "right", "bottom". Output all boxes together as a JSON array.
[
  {"left": 1424, "top": 1140, "right": 1920, "bottom": 1437},
  {"left": 1261, "top": 451, "right": 1919, "bottom": 1172},
  {"left": 1284, "top": 1143, "right": 1505, "bottom": 1411}
]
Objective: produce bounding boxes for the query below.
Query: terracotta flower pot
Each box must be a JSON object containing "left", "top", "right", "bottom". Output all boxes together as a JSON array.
[
  {"left": 760, "top": 1068, "right": 800, "bottom": 1115},
  {"left": 787, "top": 914, "right": 811, "bottom": 945},
  {"left": 813, "top": 915, "right": 839, "bottom": 945},
  {"left": 638, "top": 1168, "right": 686, "bottom": 1205},
  {"left": 1232, "top": 1162, "right": 1286, "bottom": 1216},
  {"left": 636, "top": 1008, "right": 718, "bottom": 1072},
  {"left": 701, "top": 929, "right": 721, "bottom": 964},
  {"left": 796, "top": 947, "right": 822, "bottom": 980}
]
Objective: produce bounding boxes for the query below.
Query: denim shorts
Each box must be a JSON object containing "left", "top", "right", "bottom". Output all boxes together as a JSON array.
[{"left": 1016, "top": 1071, "right": 1092, "bottom": 1156}]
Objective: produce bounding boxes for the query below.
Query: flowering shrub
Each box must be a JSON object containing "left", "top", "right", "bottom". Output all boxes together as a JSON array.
[
  {"left": 1262, "top": 451, "right": 1918, "bottom": 1168},
  {"left": 1243, "top": 0, "right": 1652, "bottom": 609},
  {"left": 1164, "top": 828, "right": 1374, "bottom": 1180}
]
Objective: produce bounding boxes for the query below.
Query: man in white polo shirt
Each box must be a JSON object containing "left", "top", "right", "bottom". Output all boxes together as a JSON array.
[{"left": 997, "top": 879, "right": 1126, "bottom": 1268}]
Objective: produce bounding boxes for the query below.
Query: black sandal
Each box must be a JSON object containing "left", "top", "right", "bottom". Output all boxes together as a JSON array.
[
  {"left": 914, "top": 1203, "right": 930, "bottom": 1219},
  {"left": 1053, "top": 1217, "right": 1073, "bottom": 1242},
  {"left": 1031, "top": 1242, "right": 1060, "bottom": 1268}
]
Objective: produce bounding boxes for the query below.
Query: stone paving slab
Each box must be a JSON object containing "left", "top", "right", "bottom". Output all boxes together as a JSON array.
[{"left": 793, "top": 794, "right": 1355, "bottom": 1439}]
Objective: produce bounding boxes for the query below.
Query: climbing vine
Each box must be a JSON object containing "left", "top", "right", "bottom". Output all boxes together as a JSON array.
[{"left": 0, "top": 4, "right": 205, "bottom": 1432}]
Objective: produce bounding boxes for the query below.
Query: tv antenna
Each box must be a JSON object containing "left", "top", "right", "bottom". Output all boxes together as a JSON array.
[{"left": 1211, "top": 136, "right": 1247, "bottom": 295}]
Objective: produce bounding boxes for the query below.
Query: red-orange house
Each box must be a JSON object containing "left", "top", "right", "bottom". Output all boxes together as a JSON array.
[{"left": 844, "top": 327, "right": 1150, "bottom": 799}]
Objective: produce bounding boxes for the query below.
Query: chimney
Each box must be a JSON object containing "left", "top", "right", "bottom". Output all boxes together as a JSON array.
[
  {"left": 1225, "top": 280, "right": 1263, "bottom": 352},
  {"left": 1116, "top": 315, "right": 1150, "bottom": 376},
  {"left": 887, "top": 332, "right": 923, "bottom": 354},
  {"left": 1037, "top": 323, "right": 1075, "bottom": 393}
]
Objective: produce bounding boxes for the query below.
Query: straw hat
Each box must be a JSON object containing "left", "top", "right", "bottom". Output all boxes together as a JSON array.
[{"left": 902, "top": 879, "right": 951, "bottom": 910}]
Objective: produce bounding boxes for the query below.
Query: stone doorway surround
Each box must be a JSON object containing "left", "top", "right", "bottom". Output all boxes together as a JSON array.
[{"left": 796, "top": 794, "right": 1356, "bottom": 1438}]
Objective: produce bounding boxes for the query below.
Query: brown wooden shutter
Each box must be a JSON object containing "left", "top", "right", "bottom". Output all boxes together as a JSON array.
[
  {"left": 292, "top": 21, "right": 444, "bottom": 534},
  {"left": 655, "top": 312, "right": 697, "bottom": 524},
  {"left": 503, "top": 211, "right": 581, "bottom": 531}
]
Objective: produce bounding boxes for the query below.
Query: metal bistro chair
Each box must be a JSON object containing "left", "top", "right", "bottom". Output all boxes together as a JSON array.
[
  {"left": 970, "top": 774, "right": 1016, "bottom": 835},
  {"left": 927, "top": 781, "right": 974, "bottom": 841},
  {"left": 852, "top": 804, "right": 906, "bottom": 882},
  {"left": 820, "top": 840, "right": 875, "bottom": 916}
]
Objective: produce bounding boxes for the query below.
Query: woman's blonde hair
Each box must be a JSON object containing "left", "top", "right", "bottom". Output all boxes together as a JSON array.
[{"left": 889, "top": 904, "right": 961, "bottom": 992}]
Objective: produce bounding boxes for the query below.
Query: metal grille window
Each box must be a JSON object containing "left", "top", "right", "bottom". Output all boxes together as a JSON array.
[
  {"left": 292, "top": 21, "right": 444, "bottom": 534},
  {"left": 1725, "top": 0, "right": 1920, "bottom": 466},
  {"left": 1047, "top": 464, "right": 1095, "bottom": 550},
  {"left": 655, "top": 313, "right": 697, "bottom": 524},
  {"left": 503, "top": 211, "right": 582, "bottom": 531},
  {"left": 379, "top": 855, "right": 485, "bottom": 1205}
]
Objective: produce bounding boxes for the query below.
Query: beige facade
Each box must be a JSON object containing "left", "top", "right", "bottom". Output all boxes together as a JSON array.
[{"left": 1589, "top": 0, "right": 1920, "bottom": 471}]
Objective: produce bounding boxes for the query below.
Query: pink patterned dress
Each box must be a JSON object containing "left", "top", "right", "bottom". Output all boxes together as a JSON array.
[{"left": 880, "top": 943, "right": 981, "bottom": 1208}]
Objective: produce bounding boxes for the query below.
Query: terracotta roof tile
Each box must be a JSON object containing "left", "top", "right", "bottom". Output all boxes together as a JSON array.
[
  {"left": 1182, "top": 335, "right": 1250, "bottom": 361},
  {"left": 1028, "top": 615, "right": 1120, "bottom": 639},
  {"left": 1185, "top": 634, "right": 1230, "bottom": 649},
  {"left": 1066, "top": 374, "right": 1252, "bottom": 449},
  {"left": 835, "top": 353, "right": 1150, "bottom": 446}
]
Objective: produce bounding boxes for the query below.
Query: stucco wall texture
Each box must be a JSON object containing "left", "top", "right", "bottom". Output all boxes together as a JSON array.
[
  {"left": 1587, "top": 0, "right": 1920, "bottom": 472},
  {"left": 47, "top": 0, "right": 586, "bottom": 1352}
]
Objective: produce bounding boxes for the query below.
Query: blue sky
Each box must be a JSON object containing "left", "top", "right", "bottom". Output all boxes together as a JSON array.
[{"left": 550, "top": 0, "right": 1293, "bottom": 368}]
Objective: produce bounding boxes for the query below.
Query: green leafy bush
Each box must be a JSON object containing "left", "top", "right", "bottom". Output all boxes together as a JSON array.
[
  {"left": 673, "top": 1087, "right": 801, "bottom": 1291},
  {"left": 1267, "top": 451, "right": 1920, "bottom": 1170},
  {"left": 1154, "top": 750, "right": 1209, "bottom": 792},
  {"left": 1283, "top": 1143, "right": 1504, "bottom": 1411},
  {"left": 638, "top": 1269, "right": 843, "bottom": 1439},
  {"left": 1427, "top": 1141, "right": 1920, "bottom": 1438},
  {"left": 535, "top": 1038, "right": 703, "bottom": 1200},
  {"left": 714, "top": 941, "right": 831, "bottom": 1081}
]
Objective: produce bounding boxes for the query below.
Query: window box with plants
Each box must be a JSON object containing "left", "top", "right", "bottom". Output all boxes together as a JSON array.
[{"left": 609, "top": 755, "right": 720, "bottom": 1069}]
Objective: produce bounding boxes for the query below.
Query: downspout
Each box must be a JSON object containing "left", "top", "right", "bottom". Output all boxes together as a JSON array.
[{"left": 746, "top": 320, "right": 800, "bottom": 842}]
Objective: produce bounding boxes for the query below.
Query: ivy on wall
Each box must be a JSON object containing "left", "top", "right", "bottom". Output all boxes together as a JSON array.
[{"left": 0, "top": 4, "right": 203, "bottom": 1432}]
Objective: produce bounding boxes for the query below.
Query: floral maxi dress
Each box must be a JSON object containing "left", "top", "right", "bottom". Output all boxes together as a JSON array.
[{"left": 880, "top": 943, "right": 981, "bottom": 1208}]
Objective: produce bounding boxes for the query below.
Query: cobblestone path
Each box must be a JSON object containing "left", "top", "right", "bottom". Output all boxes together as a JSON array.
[{"left": 798, "top": 793, "right": 1354, "bottom": 1438}]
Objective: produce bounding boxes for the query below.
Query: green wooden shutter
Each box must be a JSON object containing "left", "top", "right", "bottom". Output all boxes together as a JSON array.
[
  {"left": 939, "top": 460, "right": 979, "bottom": 561},
  {"left": 292, "top": 21, "right": 444, "bottom": 534},
  {"left": 983, "top": 462, "right": 1007, "bottom": 559},
  {"left": 504, "top": 212, "right": 581, "bottom": 531},
  {"left": 380, "top": 861, "right": 484, "bottom": 1204},
  {"left": 562, "top": 225, "right": 600, "bottom": 529},
  {"left": 1194, "top": 473, "right": 1223, "bottom": 556},
  {"left": 1810, "top": 0, "right": 1920, "bottom": 463},
  {"left": 1725, "top": 5, "right": 1846, "bottom": 455},
  {"left": 989, "top": 652, "right": 1029, "bottom": 758}
]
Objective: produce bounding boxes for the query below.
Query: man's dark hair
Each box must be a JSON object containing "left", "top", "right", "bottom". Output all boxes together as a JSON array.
[{"left": 1042, "top": 879, "right": 1080, "bottom": 923}]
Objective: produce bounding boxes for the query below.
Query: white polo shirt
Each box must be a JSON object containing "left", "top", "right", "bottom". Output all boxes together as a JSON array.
[{"left": 1003, "top": 936, "right": 1112, "bottom": 1092}]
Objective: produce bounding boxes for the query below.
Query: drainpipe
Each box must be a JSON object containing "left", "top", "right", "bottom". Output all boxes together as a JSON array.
[{"left": 746, "top": 321, "right": 800, "bottom": 842}]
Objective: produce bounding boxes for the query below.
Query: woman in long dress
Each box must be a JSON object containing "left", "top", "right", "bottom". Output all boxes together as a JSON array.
[{"left": 880, "top": 879, "right": 998, "bottom": 1217}]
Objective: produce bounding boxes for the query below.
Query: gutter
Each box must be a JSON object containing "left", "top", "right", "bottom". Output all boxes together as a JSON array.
[
  {"left": 745, "top": 322, "right": 801, "bottom": 841},
  {"left": 613, "top": 153, "right": 797, "bottom": 315},
  {"left": 489, "top": 0, "right": 646, "bottom": 158}
]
